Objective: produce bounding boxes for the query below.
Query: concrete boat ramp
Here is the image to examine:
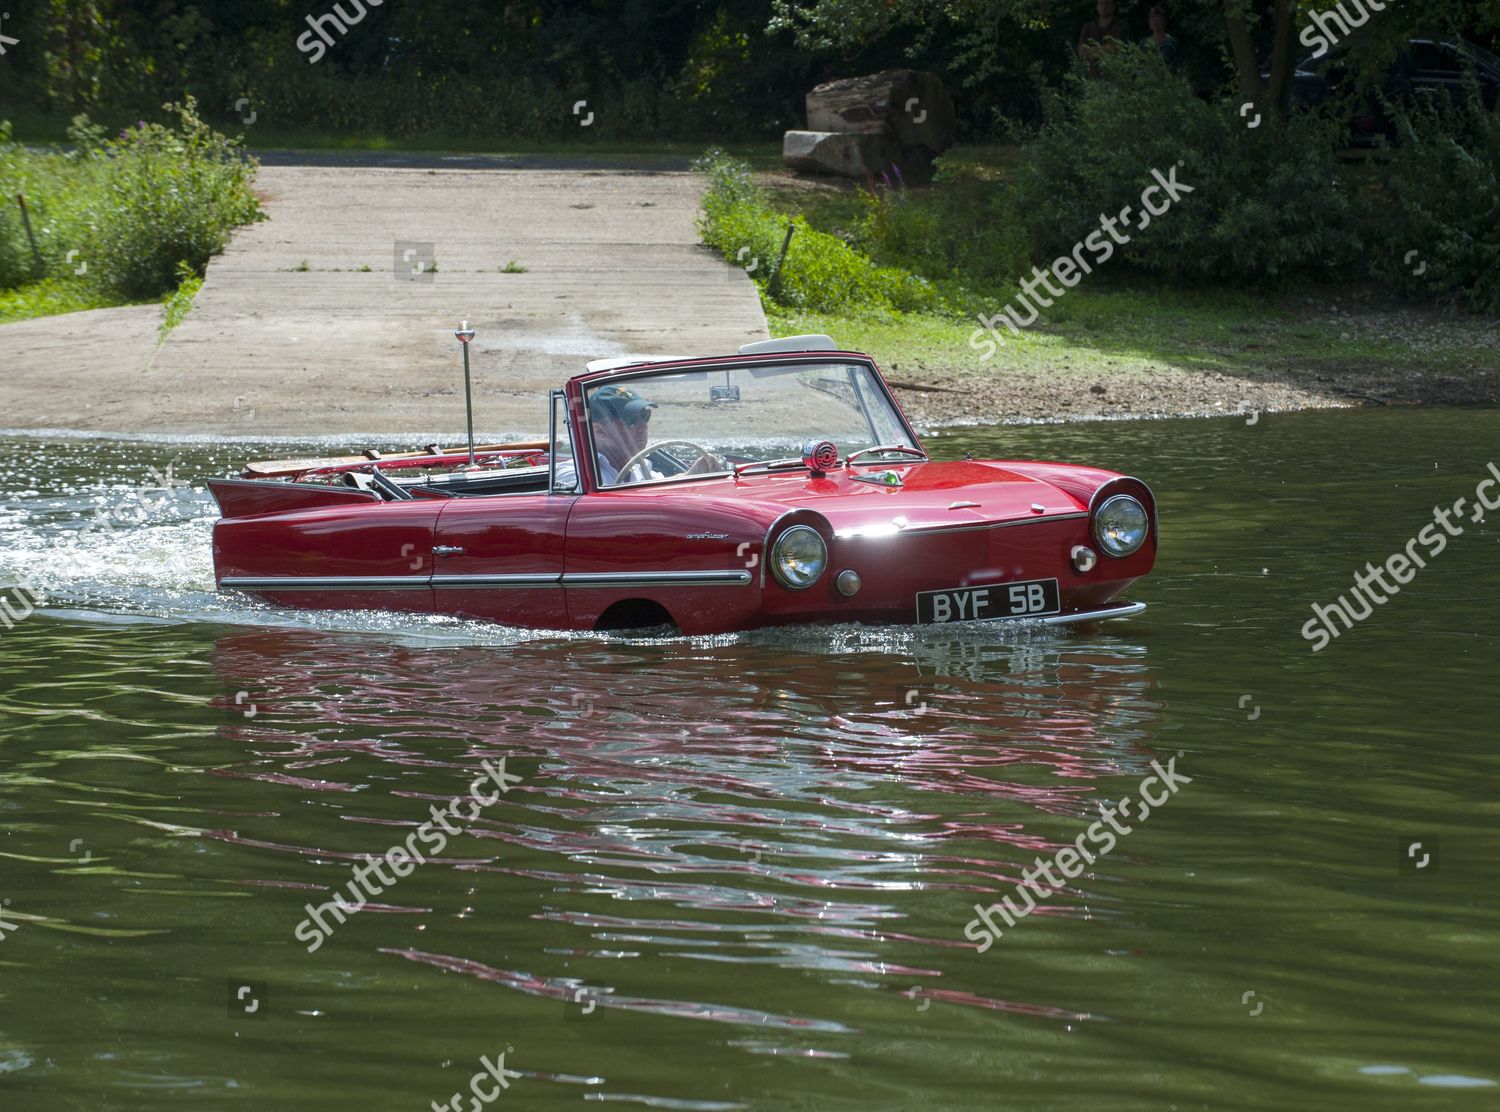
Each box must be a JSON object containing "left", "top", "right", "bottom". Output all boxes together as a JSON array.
[{"left": 0, "top": 152, "right": 768, "bottom": 441}]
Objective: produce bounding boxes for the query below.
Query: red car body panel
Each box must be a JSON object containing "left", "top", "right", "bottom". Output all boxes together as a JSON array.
[
  {"left": 212, "top": 495, "right": 442, "bottom": 615},
  {"left": 431, "top": 495, "right": 576, "bottom": 628},
  {"left": 209, "top": 349, "right": 1156, "bottom": 633}
]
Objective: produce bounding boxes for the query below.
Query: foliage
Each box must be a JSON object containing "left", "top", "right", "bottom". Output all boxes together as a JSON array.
[
  {"left": 0, "top": 100, "right": 261, "bottom": 305},
  {"left": 2, "top": 0, "right": 1497, "bottom": 144},
  {"left": 1370, "top": 88, "right": 1500, "bottom": 313},
  {"left": 159, "top": 260, "right": 203, "bottom": 339},
  {"left": 0, "top": 1, "right": 814, "bottom": 143},
  {"left": 772, "top": 280, "right": 1500, "bottom": 386},
  {"left": 0, "top": 121, "right": 30, "bottom": 289},
  {"left": 1013, "top": 51, "right": 1361, "bottom": 283},
  {"left": 856, "top": 161, "right": 1029, "bottom": 289},
  {"left": 771, "top": 0, "right": 1500, "bottom": 131},
  {"left": 0, "top": 117, "right": 114, "bottom": 290},
  {"left": 5, "top": 2, "right": 1499, "bottom": 322},
  {"left": 695, "top": 149, "right": 952, "bottom": 316},
  {"left": 68, "top": 100, "right": 262, "bottom": 299}
]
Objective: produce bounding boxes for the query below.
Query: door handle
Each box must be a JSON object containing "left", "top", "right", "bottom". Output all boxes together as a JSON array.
[{"left": 433, "top": 546, "right": 465, "bottom": 557}]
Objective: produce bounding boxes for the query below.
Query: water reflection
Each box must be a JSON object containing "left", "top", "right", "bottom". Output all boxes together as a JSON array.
[{"left": 205, "top": 624, "right": 1163, "bottom": 1042}]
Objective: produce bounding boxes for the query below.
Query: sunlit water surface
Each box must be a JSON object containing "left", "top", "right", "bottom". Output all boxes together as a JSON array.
[{"left": 1, "top": 408, "right": 1497, "bottom": 1110}]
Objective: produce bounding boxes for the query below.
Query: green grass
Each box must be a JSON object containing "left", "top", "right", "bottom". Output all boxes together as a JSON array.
[
  {"left": 158, "top": 264, "right": 203, "bottom": 339},
  {"left": 0, "top": 278, "right": 122, "bottom": 323},
  {"left": 771, "top": 279, "right": 1499, "bottom": 386},
  {"left": 699, "top": 146, "right": 1497, "bottom": 389},
  {"left": 0, "top": 268, "right": 206, "bottom": 334}
]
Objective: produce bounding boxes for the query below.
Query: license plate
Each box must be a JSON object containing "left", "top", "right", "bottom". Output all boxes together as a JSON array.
[{"left": 916, "top": 578, "right": 1061, "bottom": 624}]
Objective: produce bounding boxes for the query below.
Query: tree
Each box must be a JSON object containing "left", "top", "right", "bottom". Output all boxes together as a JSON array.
[{"left": 769, "top": 0, "right": 1500, "bottom": 118}]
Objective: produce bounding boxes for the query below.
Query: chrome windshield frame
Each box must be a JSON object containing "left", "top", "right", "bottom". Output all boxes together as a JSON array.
[{"left": 580, "top": 356, "right": 922, "bottom": 491}]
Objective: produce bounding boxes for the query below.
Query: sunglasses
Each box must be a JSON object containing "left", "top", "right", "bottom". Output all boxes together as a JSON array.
[{"left": 622, "top": 411, "right": 652, "bottom": 428}]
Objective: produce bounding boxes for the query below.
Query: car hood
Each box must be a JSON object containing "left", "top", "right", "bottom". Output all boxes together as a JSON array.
[{"left": 660, "top": 460, "right": 1120, "bottom": 536}]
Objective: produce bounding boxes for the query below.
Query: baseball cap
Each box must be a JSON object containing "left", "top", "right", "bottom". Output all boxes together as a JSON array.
[{"left": 591, "top": 384, "right": 658, "bottom": 423}]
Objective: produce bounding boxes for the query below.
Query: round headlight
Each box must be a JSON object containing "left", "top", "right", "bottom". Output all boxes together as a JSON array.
[
  {"left": 1094, "top": 495, "right": 1149, "bottom": 557},
  {"left": 771, "top": 525, "right": 828, "bottom": 590}
]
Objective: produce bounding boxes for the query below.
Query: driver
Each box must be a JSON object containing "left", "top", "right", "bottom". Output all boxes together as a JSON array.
[
  {"left": 572, "top": 384, "right": 725, "bottom": 486},
  {"left": 590, "top": 384, "right": 658, "bottom": 485}
]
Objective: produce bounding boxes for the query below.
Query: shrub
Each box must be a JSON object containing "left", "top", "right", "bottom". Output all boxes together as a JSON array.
[
  {"left": 68, "top": 99, "right": 262, "bottom": 299},
  {"left": 0, "top": 121, "right": 115, "bottom": 291},
  {"left": 0, "top": 120, "right": 33, "bottom": 289},
  {"left": 1372, "top": 89, "right": 1500, "bottom": 313},
  {"left": 1012, "top": 51, "right": 1362, "bottom": 283},
  {"left": 694, "top": 149, "right": 945, "bottom": 316},
  {"left": 159, "top": 260, "right": 203, "bottom": 339},
  {"left": 856, "top": 161, "right": 1030, "bottom": 289}
]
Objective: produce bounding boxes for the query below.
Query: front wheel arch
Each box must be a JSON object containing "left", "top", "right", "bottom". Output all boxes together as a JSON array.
[{"left": 593, "top": 598, "right": 679, "bottom": 634}]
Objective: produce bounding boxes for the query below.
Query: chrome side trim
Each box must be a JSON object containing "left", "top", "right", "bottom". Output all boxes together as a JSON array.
[
  {"left": 563, "top": 570, "right": 752, "bottom": 588},
  {"left": 1040, "top": 601, "right": 1147, "bottom": 626},
  {"left": 224, "top": 569, "right": 751, "bottom": 593},
  {"left": 432, "top": 574, "right": 563, "bottom": 590},
  {"left": 836, "top": 511, "right": 1088, "bottom": 539},
  {"left": 221, "top": 576, "right": 429, "bottom": 592}
]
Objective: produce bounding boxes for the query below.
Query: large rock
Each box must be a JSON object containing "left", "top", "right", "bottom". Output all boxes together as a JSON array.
[
  {"left": 805, "top": 69, "right": 956, "bottom": 154},
  {"left": 782, "top": 130, "right": 903, "bottom": 179}
]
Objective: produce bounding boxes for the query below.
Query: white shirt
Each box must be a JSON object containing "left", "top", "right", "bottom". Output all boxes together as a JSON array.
[{"left": 554, "top": 453, "right": 651, "bottom": 490}]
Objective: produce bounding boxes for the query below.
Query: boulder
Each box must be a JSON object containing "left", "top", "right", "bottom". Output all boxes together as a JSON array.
[
  {"left": 805, "top": 69, "right": 956, "bottom": 154},
  {"left": 782, "top": 130, "right": 903, "bottom": 179}
]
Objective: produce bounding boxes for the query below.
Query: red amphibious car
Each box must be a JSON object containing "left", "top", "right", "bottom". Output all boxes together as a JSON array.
[{"left": 209, "top": 335, "right": 1155, "bottom": 635}]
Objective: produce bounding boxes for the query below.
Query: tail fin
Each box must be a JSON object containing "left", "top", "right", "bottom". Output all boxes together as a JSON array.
[{"left": 208, "top": 478, "right": 377, "bottom": 520}]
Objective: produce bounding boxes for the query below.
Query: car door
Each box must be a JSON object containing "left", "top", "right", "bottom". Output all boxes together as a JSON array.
[{"left": 429, "top": 393, "right": 580, "bottom": 628}]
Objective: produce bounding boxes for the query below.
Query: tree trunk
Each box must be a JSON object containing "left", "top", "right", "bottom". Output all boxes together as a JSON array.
[
  {"left": 1223, "top": 0, "right": 1266, "bottom": 107},
  {"left": 1265, "top": 0, "right": 1300, "bottom": 116}
]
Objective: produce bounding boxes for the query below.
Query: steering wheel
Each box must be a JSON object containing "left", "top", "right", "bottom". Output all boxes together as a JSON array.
[{"left": 615, "top": 440, "right": 720, "bottom": 483}]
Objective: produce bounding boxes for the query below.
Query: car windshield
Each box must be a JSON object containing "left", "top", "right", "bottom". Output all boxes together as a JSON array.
[
  {"left": 581, "top": 361, "right": 920, "bottom": 488},
  {"left": 1460, "top": 41, "right": 1500, "bottom": 73}
]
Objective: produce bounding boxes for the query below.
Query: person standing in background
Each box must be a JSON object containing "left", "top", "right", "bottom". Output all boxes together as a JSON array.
[
  {"left": 1142, "top": 7, "right": 1179, "bottom": 68},
  {"left": 1078, "top": 0, "right": 1133, "bottom": 64}
]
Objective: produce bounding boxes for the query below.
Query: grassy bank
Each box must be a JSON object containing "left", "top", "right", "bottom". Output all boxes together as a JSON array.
[
  {"left": 769, "top": 286, "right": 1499, "bottom": 392},
  {"left": 0, "top": 103, "right": 261, "bottom": 328},
  {"left": 693, "top": 147, "right": 1499, "bottom": 422}
]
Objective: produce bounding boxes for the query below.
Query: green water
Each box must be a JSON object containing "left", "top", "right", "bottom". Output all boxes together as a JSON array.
[{"left": 1, "top": 408, "right": 1497, "bottom": 1110}]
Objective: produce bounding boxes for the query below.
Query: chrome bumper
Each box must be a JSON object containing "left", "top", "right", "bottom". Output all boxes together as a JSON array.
[{"left": 1041, "top": 601, "right": 1147, "bottom": 626}]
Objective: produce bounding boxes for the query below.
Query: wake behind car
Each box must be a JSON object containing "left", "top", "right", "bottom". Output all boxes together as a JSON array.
[{"left": 209, "top": 335, "right": 1156, "bottom": 635}]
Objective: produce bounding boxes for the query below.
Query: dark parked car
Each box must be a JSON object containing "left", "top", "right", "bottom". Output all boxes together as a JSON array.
[{"left": 1269, "top": 38, "right": 1500, "bottom": 145}]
